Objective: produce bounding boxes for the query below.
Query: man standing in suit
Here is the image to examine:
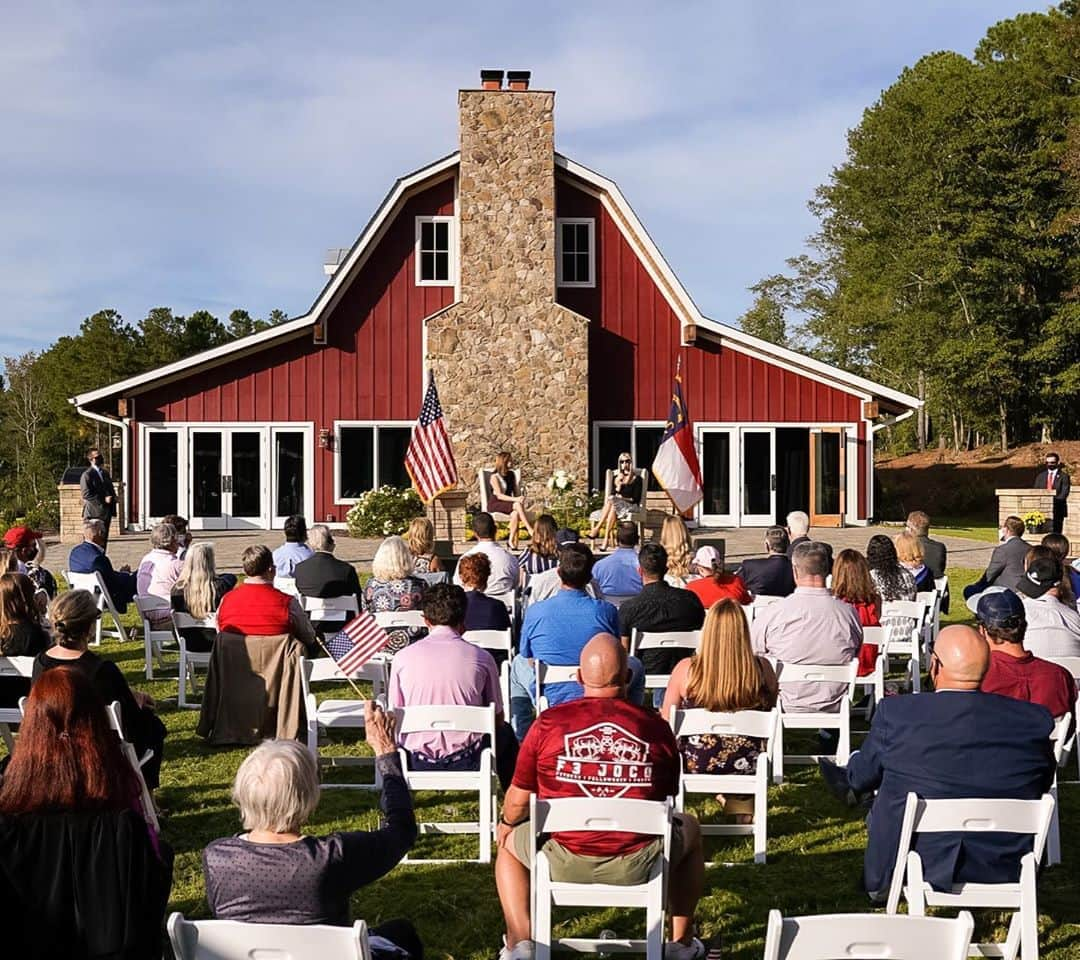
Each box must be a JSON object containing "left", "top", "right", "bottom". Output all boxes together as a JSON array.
[
  {"left": 821, "top": 624, "right": 1056, "bottom": 900},
  {"left": 79, "top": 447, "right": 117, "bottom": 546},
  {"left": 67, "top": 519, "right": 137, "bottom": 612},
  {"left": 293, "top": 524, "right": 361, "bottom": 610},
  {"left": 962, "top": 515, "right": 1030, "bottom": 601},
  {"left": 1034, "top": 451, "right": 1070, "bottom": 535},
  {"left": 737, "top": 526, "right": 796, "bottom": 597}
]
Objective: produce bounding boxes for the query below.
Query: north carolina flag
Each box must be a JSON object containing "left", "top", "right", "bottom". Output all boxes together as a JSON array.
[{"left": 651, "top": 364, "right": 703, "bottom": 513}]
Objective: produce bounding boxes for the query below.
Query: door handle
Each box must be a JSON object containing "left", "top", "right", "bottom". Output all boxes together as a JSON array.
[
  {"left": 770, "top": 474, "right": 776, "bottom": 492},
  {"left": 222, "top": 475, "right": 232, "bottom": 493}
]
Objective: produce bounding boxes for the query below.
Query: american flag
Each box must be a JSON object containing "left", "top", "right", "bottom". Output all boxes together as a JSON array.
[
  {"left": 326, "top": 612, "right": 390, "bottom": 675},
  {"left": 405, "top": 374, "right": 458, "bottom": 503}
]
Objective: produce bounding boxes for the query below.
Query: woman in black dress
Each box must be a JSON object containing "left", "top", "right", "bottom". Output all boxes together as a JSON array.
[{"left": 588, "top": 452, "right": 643, "bottom": 549}]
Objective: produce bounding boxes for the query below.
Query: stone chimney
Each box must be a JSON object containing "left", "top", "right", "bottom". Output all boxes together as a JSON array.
[{"left": 427, "top": 71, "right": 590, "bottom": 498}]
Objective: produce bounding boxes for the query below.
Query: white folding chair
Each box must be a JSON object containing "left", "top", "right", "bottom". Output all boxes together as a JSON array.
[
  {"left": 1046, "top": 655, "right": 1080, "bottom": 783},
  {"left": 853, "top": 625, "right": 887, "bottom": 720},
  {"left": 772, "top": 659, "right": 858, "bottom": 784},
  {"left": 885, "top": 792, "right": 1056, "bottom": 960},
  {"left": 418, "top": 570, "right": 449, "bottom": 586},
  {"left": 631, "top": 629, "right": 701, "bottom": 696},
  {"left": 752, "top": 594, "right": 785, "bottom": 609},
  {"left": 64, "top": 569, "right": 130, "bottom": 645},
  {"left": 917, "top": 588, "right": 943, "bottom": 660},
  {"left": 763, "top": 909, "right": 974, "bottom": 960},
  {"left": 395, "top": 703, "right": 497, "bottom": 864},
  {"left": 168, "top": 913, "right": 372, "bottom": 960},
  {"left": 462, "top": 628, "right": 513, "bottom": 707},
  {"left": 1047, "top": 713, "right": 1072, "bottom": 866},
  {"left": 880, "top": 599, "right": 929, "bottom": 692},
  {"left": 373, "top": 609, "right": 427, "bottom": 631},
  {"left": 171, "top": 612, "right": 216, "bottom": 709},
  {"left": 303, "top": 595, "right": 360, "bottom": 629},
  {"left": 134, "top": 595, "right": 174, "bottom": 680},
  {"left": 535, "top": 661, "right": 580, "bottom": 712},
  {"left": 669, "top": 706, "right": 779, "bottom": 864},
  {"left": 0, "top": 656, "right": 35, "bottom": 753},
  {"left": 273, "top": 576, "right": 300, "bottom": 597},
  {"left": 104, "top": 700, "right": 159, "bottom": 832},
  {"left": 302, "top": 656, "right": 390, "bottom": 790},
  {"left": 478, "top": 467, "right": 522, "bottom": 523},
  {"left": 531, "top": 795, "right": 671, "bottom": 960}
]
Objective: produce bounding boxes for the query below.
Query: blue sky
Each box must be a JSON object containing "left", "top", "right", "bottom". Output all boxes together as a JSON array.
[{"left": 0, "top": 0, "right": 1049, "bottom": 357}]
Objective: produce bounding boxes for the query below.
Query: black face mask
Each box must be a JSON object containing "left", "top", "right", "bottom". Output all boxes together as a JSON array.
[{"left": 92, "top": 457, "right": 103, "bottom": 466}]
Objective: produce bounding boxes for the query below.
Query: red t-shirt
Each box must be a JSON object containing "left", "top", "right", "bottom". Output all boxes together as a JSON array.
[
  {"left": 841, "top": 598, "right": 882, "bottom": 676},
  {"left": 512, "top": 697, "right": 680, "bottom": 857},
  {"left": 980, "top": 649, "right": 1077, "bottom": 720},
  {"left": 687, "top": 574, "right": 752, "bottom": 608}
]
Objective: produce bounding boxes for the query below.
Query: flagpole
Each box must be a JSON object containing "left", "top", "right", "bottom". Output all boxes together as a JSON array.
[{"left": 315, "top": 635, "right": 369, "bottom": 700}]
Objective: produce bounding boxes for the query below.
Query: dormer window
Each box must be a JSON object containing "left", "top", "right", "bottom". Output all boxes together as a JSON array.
[
  {"left": 415, "top": 216, "right": 455, "bottom": 286},
  {"left": 556, "top": 217, "right": 595, "bottom": 288}
]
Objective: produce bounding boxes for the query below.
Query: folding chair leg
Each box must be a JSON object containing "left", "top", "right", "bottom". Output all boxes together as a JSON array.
[
  {"left": 534, "top": 863, "right": 552, "bottom": 960},
  {"left": 773, "top": 720, "right": 784, "bottom": 785},
  {"left": 1019, "top": 857, "right": 1038, "bottom": 960},
  {"left": 646, "top": 899, "right": 664, "bottom": 960},
  {"left": 178, "top": 652, "right": 188, "bottom": 709},
  {"left": 837, "top": 719, "right": 851, "bottom": 766},
  {"left": 478, "top": 766, "right": 493, "bottom": 865},
  {"left": 1047, "top": 786, "right": 1061, "bottom": 867},
  {"left": 905, "top": 852, "right": 925, "bottom": 917}
]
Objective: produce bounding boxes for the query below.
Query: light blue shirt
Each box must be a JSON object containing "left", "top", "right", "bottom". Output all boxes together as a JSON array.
[
  {"left": 272, "top": 541, "right": 314, "bottom": 577},
  {"left": 592, "top": 547, "right": 643, "bottom": 598}
]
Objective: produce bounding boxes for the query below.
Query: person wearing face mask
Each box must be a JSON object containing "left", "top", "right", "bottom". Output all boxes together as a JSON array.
[
  {"left": 962, "top": 515, "right": 1030, "bottom": 601},
  {"left": 79, "top": 447, "right": 118, "bottom": 547},
  {"left": 1034, "top": 451, "right": 1070, "bottom": 535}
]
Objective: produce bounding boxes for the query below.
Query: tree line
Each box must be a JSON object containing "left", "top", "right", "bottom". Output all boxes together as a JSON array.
[{"left": 738, "top": 2, "right": 1080, "bottom": 452}]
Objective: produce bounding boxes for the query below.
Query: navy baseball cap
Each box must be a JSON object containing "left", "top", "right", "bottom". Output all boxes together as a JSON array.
[
  {"left": 974, "top": 589, "right": 1026, "bottom": 628},
  {"left": 555, "top": 528, "right": 580, "bottom": 547}
]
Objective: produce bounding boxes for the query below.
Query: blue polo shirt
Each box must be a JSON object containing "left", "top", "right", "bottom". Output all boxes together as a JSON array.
[
  {"left": 592, "top": 548, "right": 643, "bottom": 598},
  {"left": 520, "top": 588, "right": 620, "bottom": 705}
]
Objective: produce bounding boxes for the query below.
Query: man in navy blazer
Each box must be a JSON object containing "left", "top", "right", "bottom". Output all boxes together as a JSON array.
[
  {"left": 67, "top": 519, "right": 137, "bottom": 612},
  {"left": 736, "top": 526, "right": 795, "bottom": 597},
  {"left": 823, "top": 624, "right": 1056, "bottom": 899}
]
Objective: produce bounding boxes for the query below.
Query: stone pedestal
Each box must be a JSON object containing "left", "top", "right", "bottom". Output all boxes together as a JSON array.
[
  {"left": 427, "top": 490, "right": 468, "bottom": 545},
  {"left": 996, "top": 488, "right": 1054, "bottom": 544}
]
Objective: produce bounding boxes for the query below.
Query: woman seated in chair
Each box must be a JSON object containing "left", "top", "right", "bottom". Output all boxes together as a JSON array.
[
  {"left": 171, "top": 542, "right": 237, "bottom": 652},
  {"left": 588, "top": 452, "right": 643, "bottom": 548},
  {"left": 459, "top": 553, "right": 512, "bottom": 642},
  {"left": 487, "top": 451, "right": 533, "bottom": 550},
  {"left": 895, "top": 531, "right": 935, "bottom": 593},
  {"left": 660, "top": 516, "right": 694, "bottom": 587},
  {"left": 363, "top": 536, "right": 427, "bottom": 654},
  {"left": 831, "top": 549, "right": 881, "bottom": 677},
  {"left": 0, "top": 572, "right": 50, "bottom": 708},
  {"left": 34, "top": 590, "right": 167, "bottom": 791},
  {"left": 203, "top": 722, "right": 422, "bottom": 959},
  {"left": 661, "top": 599, "right": 777, "bottom": 823},
  {"left": 0, "top": 667, "right": 172, "bottom": 959},
  {"left": 517, "top": 513, "right": 558, "bottom": 587},
  {"left": 405, "top": 517, "right": 443, "bottom": 575}
]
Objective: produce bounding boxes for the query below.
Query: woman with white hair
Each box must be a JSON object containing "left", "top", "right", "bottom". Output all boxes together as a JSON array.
[
  {"left": 170, "top": 542, "right": 237, "bottom": 651},
  {"left": 363, "top": 535, "right": 427, "bottom": 653},
  {"left": 202, "top": 705, "right": 422, "bottom": 957},
  {"left": 135, "top": 522, "right": 183, "bottom": 600}
]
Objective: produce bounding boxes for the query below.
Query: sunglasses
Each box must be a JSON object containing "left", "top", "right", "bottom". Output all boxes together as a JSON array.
[{"left": 618, "top": 458, "right": 631, "bottom": 464}]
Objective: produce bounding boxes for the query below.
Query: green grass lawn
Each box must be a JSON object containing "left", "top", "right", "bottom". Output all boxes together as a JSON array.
[
  {"left": 936, "top": 521, "right": 1001, "bottom": 544},
  {"left": 19, "top": 571, "right": 1080, "bottom": 958}
]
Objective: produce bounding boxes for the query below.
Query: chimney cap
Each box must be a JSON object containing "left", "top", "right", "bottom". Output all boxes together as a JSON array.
[
  {"left": 480, "top": 69, "right": 504, "bottom": 90},
  {"left": 506, "top": 70, "right": 531, "bottom": 90}
]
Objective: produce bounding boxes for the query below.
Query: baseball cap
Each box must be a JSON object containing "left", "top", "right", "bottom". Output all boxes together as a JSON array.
[
  {"left": 2, "top": 526, "right": 43, "bottom": 550},
  {"left": 974, "top": 589, "right": 1026, "bottom": 628},
  {"left": 692, "top": 545, "right": 721, "bottom": 569},
  {"left": 1016, "top": 557, "right": 1061, "bottom": 599},
  {"left": 555, "top": 528, "right": 580, "bottom": 547}
]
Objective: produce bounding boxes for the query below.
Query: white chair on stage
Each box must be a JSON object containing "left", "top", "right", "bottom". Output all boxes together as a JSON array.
[
  {"left": 168, "top": 914, "right": 372, "bottom": 960},
  {"left": 0, "top": 655, "right": 34, "bottom": 752},
  {"left": 630, "top": 629, "right": 701, "bottom": 698},
  {"left": 885, "top": 792, "right": 1056, "bottom": 960},
  {"left": 171, "top": 612, "right": 217, "bottom": 709},
  {"left": 535, "top": 661, "right": 580, "bottom": 712},
  {"left": 462, "top": 628, "right": 513, "bottom": 707},
  {"left": 63, "top": 569, "right": 130, "bottom": 646},
  {"left": 530, "top": 796, "right": 671, "bottom": 960},
  {"left": 478, "top": 467, "right": 523, "bottom": 524},
  {"left": 134, "top": 595, "right": 174, "bottom": 680}
]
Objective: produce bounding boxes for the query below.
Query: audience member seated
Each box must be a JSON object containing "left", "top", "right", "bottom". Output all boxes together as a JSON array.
[
  {"left": 1043, "top": 533, "right": 1080, "bottom": 601},
  {"left": 203, "top": 731, "right": 422, "bottom": 959},
  {"left": 736, "top": 526, "right": 795, "bottom": 598},
  {"left": 963, "top": 515, "right": 1029, "bottom": 600},
  {"left": 786, "top": 510, "right": 833, "bottom": 571},
  {"left": 459, "top": 553, "right": 513, "bottom": 636},
  {"left": 389, "top": 583, "right": 518, "bottom": 789},
  {"left": 510, "top": 543, "right": 644, "bottom": 740},
  {"left": 972, "top": 590, "right": 1078, "bottom": 720},
  {"left": 136, "top": 522, "right": 184, "bottom": 602},
  {"left": 659, "top": 516, "right": 694, "bottom": 587},
  {"left": 618, "top": 542, "right": 705, "bottom": 678},
  {"left": 217, "top": 545, "right": 317, "bottom": 653},
  {"left": 906, "top": 510, "right": 947, "bottom": 578},
  {"left": 364, "top": 536, "right": 428, "bottom": 654},
  {"left": 0, "top": 572, "right": 50, "bottom": 707},
  {"left": 163, "top": 513, "right": 192, "bottom": 560},
  {"left": 820, "top": 625, "right": 1057, "bottom": 901},
  {"left": 67, "top": 518, "right": 137, "bottom": 612},
  {"left": 4, "top": 525, "right": 56, "bottom": 599},
  {"left": 405, "top": 517, "right": 443, "bottom": 575},
  {"left": 517, "top": 513, "right": 559, "bottom": 587},
  {"left": 867, "top": 534, "right": 918, "bottom": 653},
  {"left": 1011, "top": 553, "right": 1080, "bottom": 657},
  {"left": 34, "top": 590, "right": 168, "bottom": 790},
  {"left": 751, "top": 542, "right": 861, "bottom": 714},
  {"left": 0, "top": 668, "right": 173, "bottom": 959},
  {"left": 686, "top": 546, "right": 751, "bottom": 608},
  {"left": 662, "top": 600, "right": 777, "bottom": 822},
  {"left": 494, "top": 635, "right": 706, "bottom": 960},
  {"left": 294, "top": 524, "right": 362, "bottom": 614},
  {"left": 895, "top": 531, "right": 935, "bottom": 592},
  {"left": 454, "top": 512, "right": 520, "bottom": 596},
  {"left": 272, "top": 514, "right": 314, "bottom": 578},
  {"left": 592, "top": 521, "right": 644, "bottom": 598},
  {"left": 831, "top": 549, "right": 882, "bottom": 676},
  {"left": 527, "top": 528, "right": 604, "bottom": 602},
  {"left": 170, "top": 542, "right": 237, "bottom": 652}
]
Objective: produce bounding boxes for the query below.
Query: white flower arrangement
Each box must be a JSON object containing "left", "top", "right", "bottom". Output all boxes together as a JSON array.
[{"left": 547, "top": 469, "right": 574, "bottom": 493}]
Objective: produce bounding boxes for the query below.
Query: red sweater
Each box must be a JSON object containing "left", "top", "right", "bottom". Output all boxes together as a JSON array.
[
  {"left": 842, "top": 598, "right": 882, "bottom": 676},
  {"left": 216, "top": 582, "right": 293, "bottom": 636}
]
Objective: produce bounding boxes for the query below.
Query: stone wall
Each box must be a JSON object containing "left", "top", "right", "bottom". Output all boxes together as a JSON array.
[{"left": 427, "top": 87, "right": 590, "bottom": 506}]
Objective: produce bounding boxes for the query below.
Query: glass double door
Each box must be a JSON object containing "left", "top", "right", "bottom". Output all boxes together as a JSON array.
[
  {"left": 697, "top": 427, "right": 775, "bottom": 526},
  {"left": 190, "top": 429, "right": 268, "bottom": 529}
]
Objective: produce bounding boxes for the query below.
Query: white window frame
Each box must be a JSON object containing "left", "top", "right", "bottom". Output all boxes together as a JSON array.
[
  {"left": 333, "top": 420, "right": 415, "bottom": 505},
  {"left": 414, "top": 215, "right": 456, "bottom": 287},
  {"left": 556, "top": 217, "right": 596, "bottom": 288}
]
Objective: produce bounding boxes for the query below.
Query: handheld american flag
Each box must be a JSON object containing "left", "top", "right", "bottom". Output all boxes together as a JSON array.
[
  {"left": 651, "top": 358, "right": 703, "bottom": 513},
  {"left": 326, "top": 611, "right": 390, "bottom": 676},
  {"left": 405, "top": 374, "right": 458, "bottom": 503}
]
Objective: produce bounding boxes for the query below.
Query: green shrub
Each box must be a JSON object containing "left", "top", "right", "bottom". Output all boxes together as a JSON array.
[{"left": 345, "top": 486, "right": 425, "bottom": 538}]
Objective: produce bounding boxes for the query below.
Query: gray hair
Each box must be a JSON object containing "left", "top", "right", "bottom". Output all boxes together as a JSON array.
[
  {"left": 792, "top": 541, "right": 829, "bottom": 578},
  {"left": 149, "top": 522, "right": 177, "bottom": 551},
  {"left": 83, "top": 519, "right": 106, "bottom": 540},
  {"left": 371, "top": 535, "right": 413, "bottom": 581},
  {"left": 232, "top": 739, "right": 320, "bottom": 834},
  {"left": 786, "top": 511, "right": 810, "bottom": 538},
  {"left": 308, "top": 524, "right": 335, "bottom": 553}
]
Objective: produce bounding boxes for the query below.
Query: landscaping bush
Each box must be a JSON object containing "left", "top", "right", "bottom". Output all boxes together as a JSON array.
[{"left": 345, "top": 486, "right": 425, "bottom": 537}]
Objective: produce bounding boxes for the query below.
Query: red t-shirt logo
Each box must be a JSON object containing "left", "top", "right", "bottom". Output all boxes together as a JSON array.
[{"left": 555, "top": 722, "right": 654, "bottom": 798}]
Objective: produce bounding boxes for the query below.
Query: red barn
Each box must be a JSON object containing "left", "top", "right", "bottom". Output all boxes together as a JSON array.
[{"left": 72, "top": 70, "right": 918, "bottom": 533}]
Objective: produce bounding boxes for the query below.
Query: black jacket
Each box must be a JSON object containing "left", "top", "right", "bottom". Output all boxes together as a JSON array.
[
  {"left": 737, "top": 554, "right": 795, "bottom": 598},
  {"left": 80, "top": 466, "right": 116, "bottom": 521},
  {"left": 1034, "top": 469, "right": 1071, "bottom": 503},
  {"left": 294, "top": 551, "right": 362, "bottom": 607},
  {"left": 918, "top": 536, "right": 947, "bottom": 580}
]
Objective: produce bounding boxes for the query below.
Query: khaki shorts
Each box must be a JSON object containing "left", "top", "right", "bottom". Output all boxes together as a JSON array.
[{"left": 508, "top": 812, "right": 688, "bottom": 886}]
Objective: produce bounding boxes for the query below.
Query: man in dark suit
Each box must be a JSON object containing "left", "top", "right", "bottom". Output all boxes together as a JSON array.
[
  {"left": 906, "top": 509, "right": 949, "bottom": 612},
  {"left": 293, "top": 524, "right": 362, "bottom": 608},
  {"left": 79, "top": 447, "right": 118, "bottom": 546},
  {"left": 737, "top": 526, "right": 796, "bottom": 597},
  {"left": 67, "top": 519, "right": 137, "bottom": 612},
  {"left": 1034, "top": 451, "right": 1070, "bottom": 535},
  {"left": 821, "top": 624, "right": 1056, "bottom": 900},
  {"left": 785, "top": 510, "right": 833, "bottom": 572},
  {"left": 963, "top": 515, "right": 1030, "bottom": 600}
]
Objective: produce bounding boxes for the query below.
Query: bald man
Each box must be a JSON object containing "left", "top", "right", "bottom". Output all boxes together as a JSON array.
[
  {"left": 494, "top": 634, "right": 705, "bottom": 960},
  {"left": 823, "top": 625, "right": 1056, "bottom": 900}
]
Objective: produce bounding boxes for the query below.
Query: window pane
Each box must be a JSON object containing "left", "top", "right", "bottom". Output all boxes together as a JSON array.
[
  {"left": 421, "top": 221, "right": 435, "bottom": 250},
  {"left": 596, "top": 427, "right": 633, "bottom": 490},
  {"left": 230, "top": 432, "right": 262, "bottom": 518},
  {"left": 743, "top": 431, "right": 773, "bottom": 516},
  {"left": 340, "top": 427, "right": 374, "bottom": 499},
  {"left": 575, "top": 223, "right": 589, "bottom": 251},
  {"left": 561, "top": 223, "right": 575, "bottom": 253},
  {"left": 702, "top": 432, "right": 731, "bottom": 516},
  {"left": 814, "top": 432, "right": 842, "bottom": 515},
  {"left": 434, "top": 221, "right": 448, "bottom": 248},
  {"left": 192, "top": 432, "right": 222, "bottom": 518},
  {"left": 634, "top": 427, "right": 665, "bottom": 485},
  {"left": 562, "top": 252, "right": 577, "bottom": 282},
  {"left": 276, "top": 432, "right": 304, "bottom": 518},
  {"left": 421, "top": 251, "right": 435, "bottom": 281},
  {"left": 576, "top": 252, "right": 590, "bottom": 283},
  {"left": 377, "top": 427, "right": 412, "bottom": 489},
  {"left": 148, "top": 433, "right": 178, "bottom": 518},
  {"left": 435, "top": 251, "right": 449, "bottom": 280}
]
